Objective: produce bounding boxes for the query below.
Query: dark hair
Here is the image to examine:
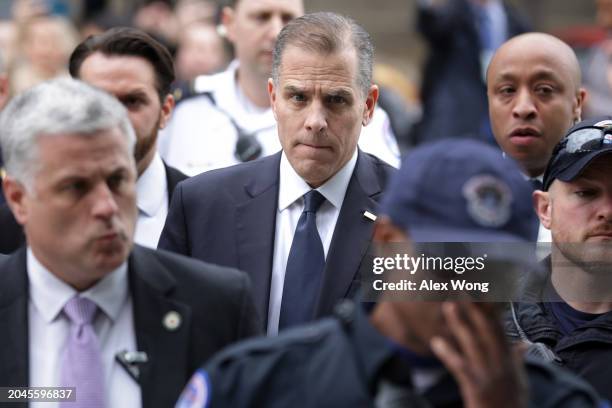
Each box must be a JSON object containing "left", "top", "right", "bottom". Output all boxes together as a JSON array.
[
  {"left": 69, "top": 27, "right": 175, "bottom": 101},
  {"left": 272, "top": 12, "right": 373, "bottom": 96}
]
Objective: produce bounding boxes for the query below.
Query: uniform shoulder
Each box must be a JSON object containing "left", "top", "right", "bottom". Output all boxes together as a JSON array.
[{"left": 207, "top": 318, "right": 344, "bottom": 371}]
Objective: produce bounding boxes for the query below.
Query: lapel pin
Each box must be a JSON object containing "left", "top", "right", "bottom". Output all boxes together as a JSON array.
[
  {"left": 363, "top": 211, "right": 377, "bottom": 222},
  {"left": 163, "top": 310, "right": 182, "bottom": 331},
  {"left": 115, "top": 350, "right": 148, "bottom": 382}
]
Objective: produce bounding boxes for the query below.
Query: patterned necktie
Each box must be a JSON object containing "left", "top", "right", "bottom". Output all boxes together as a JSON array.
[
  {"left": 59, "top": 296, "right": 105, "bottom": 408},
  {"left": 279, "top": 190, "right": 326, "bottom": 330}
]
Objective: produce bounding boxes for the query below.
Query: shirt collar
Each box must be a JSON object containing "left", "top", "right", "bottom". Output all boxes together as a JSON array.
[
  {"left": 278, "top": 149, "right": 358, "bottom": 211},
  {"left": 27, "top": 247, "right": 129, "bottom": 324},
  {"left": 137, "top": 153, "right": 167, "bottom": 217}
]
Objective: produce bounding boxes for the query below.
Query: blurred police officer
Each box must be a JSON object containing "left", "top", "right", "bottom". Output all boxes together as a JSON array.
[
  {"left": 159, "top": 0, "right": 400, "bottom": 175},
  {"left": 508, "top": 117, "right": 612, "bottom": 400},
  {"left": 175, "top": 139, "right": 601, "bottom": 408},
  {"left": 69, "top": 27, "right": 188, "bottom": 248},
  {"left": 0, "top": 78, "right": 260, "bottom": 408}
]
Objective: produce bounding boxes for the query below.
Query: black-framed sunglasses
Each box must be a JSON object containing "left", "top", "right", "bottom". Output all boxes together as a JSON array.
[{"left": 553, "top": 124, "right": 612, "bottom": 156}]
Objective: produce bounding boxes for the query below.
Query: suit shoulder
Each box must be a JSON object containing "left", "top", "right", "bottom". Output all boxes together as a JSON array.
[
  {"left": 179, "top": 153, "right": 279, "bottom": 191},
  {"left": 164, "top": 162, "right": 188, "bottom": 183},
  {"left": 148, "top": 247, "right": 250, "bottom": 292},
  {"left": 360, "top": 152, "right": 397, "bottom": 183}
]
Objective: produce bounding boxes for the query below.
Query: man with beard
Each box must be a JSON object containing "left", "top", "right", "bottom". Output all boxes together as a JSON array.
[
  {"left": 507, "top": 117, "right": 612, "bottom": 400},
  {"left": 69, "top": 27, "right": 188, "bottom": 248}
]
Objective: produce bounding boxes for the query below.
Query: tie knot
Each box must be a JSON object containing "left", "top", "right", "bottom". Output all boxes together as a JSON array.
[
  {"left": 63, "top": 296, "right": 98, "bottom": 326},
  {"left": 303, "top": 190, "right": 325, "bottom": 213}
]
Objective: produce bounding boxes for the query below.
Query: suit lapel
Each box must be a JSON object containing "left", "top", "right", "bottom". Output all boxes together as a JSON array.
[
  {"left": 129, "top": 246, "right": 192, "bottom": 408},
  {"left": 235, "top": 153, "right": 280, "bottom": 326},
  {"left": 163, "top": 160, "right": 188, "bottom": 205},
  {"left": 0, "top": 248, "right": 29, "bottom": 392},
  {"left": 315, "top": 152, "right": 383, "bottom": 317}
]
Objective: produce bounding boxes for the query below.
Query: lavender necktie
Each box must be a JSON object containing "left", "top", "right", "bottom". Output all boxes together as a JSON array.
[{"left": 59, "top": 296, "right": 105, "bottom": 408}]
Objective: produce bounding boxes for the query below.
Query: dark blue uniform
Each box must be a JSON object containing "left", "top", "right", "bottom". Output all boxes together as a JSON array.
[{"left": 177, "top": 300, "right": 603, "bottom": 408}]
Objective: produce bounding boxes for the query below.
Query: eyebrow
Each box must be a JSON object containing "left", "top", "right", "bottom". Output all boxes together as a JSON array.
[{"left": 493, "top": 69, "right": 562, "bottom": 84}]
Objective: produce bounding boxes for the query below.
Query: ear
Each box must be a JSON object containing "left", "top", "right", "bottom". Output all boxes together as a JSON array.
[
  {"left": 158, "top": 94, "right": 175, "bottom": 129},
  {"left": 268, "top": 78, "right": 278, "bottom": 121},
  {"left": 362, "top": 84, "right": 379, "bottom": 127},
  {"left": 573, "top": 87, "right": 587, "bottom": 123},
  {"left": 3, "top": 176, "right": 30, "bottom": 226},
  {"left": 0, "top": 74, "right": 9, "bottom": 110},
  {"left": 533, "top": 190, "right": 552, "bottom": 230},
  {"left": 221, "top": 6, "right": 236, "bottom": 43}
]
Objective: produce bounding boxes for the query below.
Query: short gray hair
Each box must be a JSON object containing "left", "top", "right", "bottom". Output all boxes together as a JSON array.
[
  {"left": 272, "top": 12, "right": 374, "bottom": 96},
  {"left": 0, "top": 77, "right": 136, "bottom": 189}
]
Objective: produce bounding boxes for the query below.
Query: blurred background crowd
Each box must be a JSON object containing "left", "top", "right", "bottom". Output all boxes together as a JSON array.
[{"left": 0, "top": 0, "right": 606, "bottom": 150}]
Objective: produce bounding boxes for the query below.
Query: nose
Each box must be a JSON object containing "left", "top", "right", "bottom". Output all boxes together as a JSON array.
[
  {"left": 304, "top": 101, "right": 327, "bottom": 134},
  {"left": 91, "top": 183, "right": 119, "bottom": 221},
  {"left": 512, "top": 89, "right": 537, "bottom": 120},
  {"left": 597, "top": 194, "right": 612, "bottom": 222},
  {"left": 267, "top": 15, "right": 284, "bottom": 41}
]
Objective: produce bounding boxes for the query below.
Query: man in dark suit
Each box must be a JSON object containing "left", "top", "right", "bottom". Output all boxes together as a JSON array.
[
  {"left": 159, "top": 13, "right": 395, "bottom": 334},
  {"left": 0, "top": 78, "right": 260, "bottom": 408},
  {"left": 413, "top": 0, "right": 529, "bottom": 145}
]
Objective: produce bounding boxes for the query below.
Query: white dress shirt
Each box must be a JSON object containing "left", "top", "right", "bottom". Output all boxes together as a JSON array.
[
  {"left": 267, "top": 150, "right": 358, "bottom": 335},
  {"left": 159, "top": 61, "right": 400, "bottom": 176},
  {"left": 135, "top": 152, "right": 168, "bottom": 248},
  {"left": 28, "top": 249, "right": 141, "bottom": 408}
]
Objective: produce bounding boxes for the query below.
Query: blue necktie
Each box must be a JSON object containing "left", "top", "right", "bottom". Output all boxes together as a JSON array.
[{"left": 279, "top": 190, "right": 326, "bottom": 330}]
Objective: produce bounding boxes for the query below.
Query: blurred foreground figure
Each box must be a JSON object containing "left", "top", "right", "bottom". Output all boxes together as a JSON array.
[
  {"left": 0, "top": 78, "right": 260, "bottom": 408},
  {"left": 176, "top": 139, "right": 601, "bottom": 408}
]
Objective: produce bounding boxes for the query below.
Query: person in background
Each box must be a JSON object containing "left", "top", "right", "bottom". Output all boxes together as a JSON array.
[
  {"left": 487, "top": 32, "right": 587, "bottom": 242},
  {"left": 69, "top": 27, "right": 188, "bottom": 248},
  {"left": 413, "top": 0, "right": 529, "bottom": 145}
]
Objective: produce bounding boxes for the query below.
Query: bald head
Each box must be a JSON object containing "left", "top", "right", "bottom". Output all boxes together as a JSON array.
[
  {"left": 486, "top": 32, "right": 586, "bottom": 177},
  {"left": 487, "top": 32, "right": 581, "bottom": 92}
]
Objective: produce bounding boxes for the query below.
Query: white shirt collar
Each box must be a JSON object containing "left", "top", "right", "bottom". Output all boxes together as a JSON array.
[
  {"left": 27, "top": 247, "right": 129, "bottom": 324},
  {"left": 278, "top": 149, "right": 358, "bottom": 211},
  {"left": 137, "top": 152, "right": 167, "bottom": 217}
]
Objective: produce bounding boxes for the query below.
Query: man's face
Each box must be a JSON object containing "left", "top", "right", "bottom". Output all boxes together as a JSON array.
[
  {"left": 487, "top": 45, "right": 583, "bottom": 177},
  {"left": 536, "top": 156, "right": 612, "bottom": 267},
  {"left": 268, "top": 46, "right": 378, "bottom": 187},
  {"left": 77, "top": 52, "right": 173, "bottom": 175},
  {"left": 6, "top": 129, "right": 137, "bottom": 290},
  {"left": 223, "top": 0, "right": 303, "bottom": 77}
]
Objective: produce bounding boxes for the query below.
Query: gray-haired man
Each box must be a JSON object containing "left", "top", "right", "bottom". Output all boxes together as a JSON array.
[{"left": 0, "top": 78, "right": 260, "bottom": 408}]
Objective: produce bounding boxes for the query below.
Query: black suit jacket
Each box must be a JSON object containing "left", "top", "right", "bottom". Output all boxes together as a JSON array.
[
  {"left": 414, "top": 0, "right": 529, "bottom": 144},
  {"left": 0, "top": 245, "right": 261, "bottom": 408},
  {"left": 159, "top": 151, "right": 395, "bottom": 327},
  {"left": 0, "top": 161, "right": 188, "bottom": 255}
]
